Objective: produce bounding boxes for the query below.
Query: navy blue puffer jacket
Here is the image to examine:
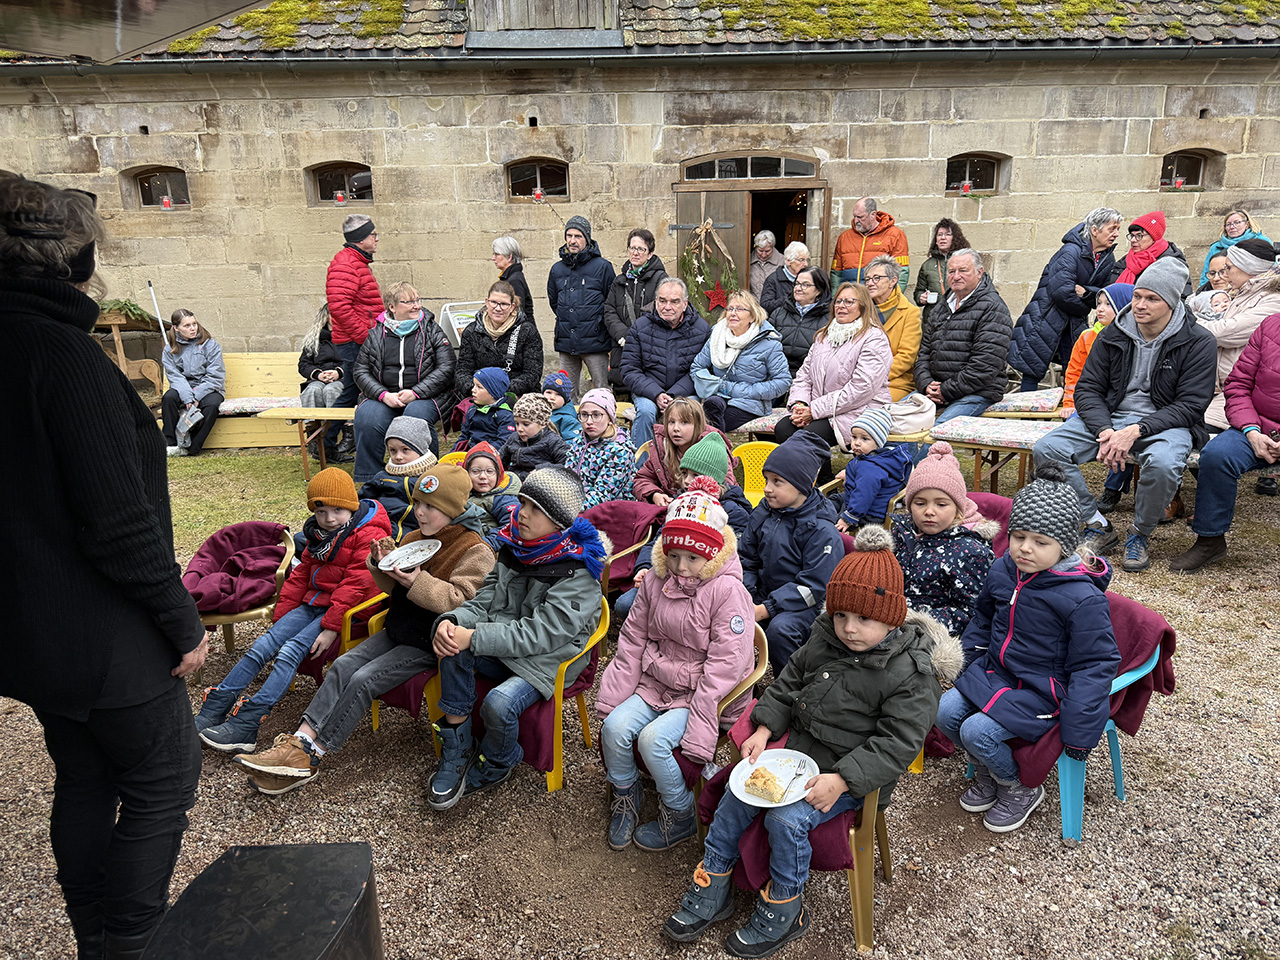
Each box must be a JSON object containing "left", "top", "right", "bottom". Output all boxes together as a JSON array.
[
  {"left": 548, "top": 241, "right": 617, "bottom": 355},
  {"left": 620, "top": 304, "right": 712, "bottom": 402},
  {"left": 1008, "top": 224, "right": 1118, "bottom": 381}
]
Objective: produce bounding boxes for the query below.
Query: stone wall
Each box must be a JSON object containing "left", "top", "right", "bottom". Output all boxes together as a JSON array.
[{"left": 2, "top": 57, "right": 1278, "bottom": 351}]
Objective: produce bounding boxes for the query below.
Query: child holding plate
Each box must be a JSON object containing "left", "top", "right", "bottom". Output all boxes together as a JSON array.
[{"left": 663, "top": 525, "right": 961, "bottom": 958}]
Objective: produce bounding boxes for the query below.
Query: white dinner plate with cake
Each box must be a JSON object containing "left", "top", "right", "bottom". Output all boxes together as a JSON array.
[
  {"left": 728, "top": 749, "right": 819, "bottom": 808},
  {"left": 377, "top": 539, "right": 441, "bottom": 572}
]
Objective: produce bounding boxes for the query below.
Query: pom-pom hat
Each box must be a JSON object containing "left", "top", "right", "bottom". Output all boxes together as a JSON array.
[
  {"left": 825, "top": 525, "right": 907, "bottom": 626},
  {"left": 662, "top": 476, "right": 728, "bottom": 562},
  {"left": 904, "top": 441, "right": 972, "bottom": 517},
  {"left": 543, "top": 370, "right": 573, "bottom": 403}
]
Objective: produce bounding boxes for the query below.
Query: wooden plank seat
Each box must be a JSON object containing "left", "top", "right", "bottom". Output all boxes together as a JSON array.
[{"left": 168, "top": 353, "right": 306, "bottom": 450}]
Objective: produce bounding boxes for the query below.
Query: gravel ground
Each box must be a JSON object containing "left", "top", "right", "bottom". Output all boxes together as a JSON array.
[{"left": 1, "top": 468, "right": 1277, "bottom": 960}]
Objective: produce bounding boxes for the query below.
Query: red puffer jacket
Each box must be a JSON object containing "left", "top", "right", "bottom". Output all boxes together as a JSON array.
[
  {"left": 275, "top": 501, "right": 392, "bottom": 632},
  {"left": 1224, "top": 312, "right": 1280, "bottom": 435},
  {"left": 325, "top": 246, "right": 383, "bottom": 345}
]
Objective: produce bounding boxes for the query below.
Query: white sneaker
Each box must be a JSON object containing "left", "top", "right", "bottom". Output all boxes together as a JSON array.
[{"left": 166, "top": 445, "right": 188, "bottom": 457}]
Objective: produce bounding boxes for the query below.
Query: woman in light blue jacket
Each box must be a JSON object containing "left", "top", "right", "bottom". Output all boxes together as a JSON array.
[
  {"left": 690, "top": 291, "right": 791, "bottom": 433},
  {"left": 1199, "top": 208, "right": 1272, "bottom": 289},
  {"left": 161, "top": 308, "right": 225, "bottom": 456}
]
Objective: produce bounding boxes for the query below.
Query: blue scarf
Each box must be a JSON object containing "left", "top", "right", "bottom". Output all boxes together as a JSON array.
[
  {"left": 490, "top": 509, "right": 607, "bottom": 581},
  {"left": 385, "top": 313, "right": 420, "bottom": 337}
]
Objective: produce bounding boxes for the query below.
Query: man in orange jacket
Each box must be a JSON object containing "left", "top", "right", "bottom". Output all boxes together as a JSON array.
[{"left": 832, "top": 197, "right": 910, "bottom": 290}]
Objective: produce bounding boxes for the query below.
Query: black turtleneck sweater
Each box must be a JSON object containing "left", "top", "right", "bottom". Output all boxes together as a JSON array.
[{"left": 0, "top": 277, "right": 204, "bottom": 719}]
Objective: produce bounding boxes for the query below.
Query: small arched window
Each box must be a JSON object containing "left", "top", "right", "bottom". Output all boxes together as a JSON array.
[
  {"left": 308, "top": 161, "right": 373, "bottom": 205},
  {"left": 132, "top": 166, "right": 190, "bottom": 208},
  {"left": 945, "top": 153, "right": 1007, "bottom": 196},
  {"left": 1160, "top": 150, "right": 1223, "bottom": 190},
  {"left": 506, "top": 158, "right": 569, "bottom": 201}
]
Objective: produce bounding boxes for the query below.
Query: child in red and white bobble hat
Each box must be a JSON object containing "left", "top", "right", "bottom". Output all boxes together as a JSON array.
[{"left": 596, "top": 477, "right": 757, "bottom": 853}]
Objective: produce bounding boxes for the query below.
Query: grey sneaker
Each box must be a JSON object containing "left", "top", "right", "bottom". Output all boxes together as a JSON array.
[
  {"left": 1080, "top": 517, "right": 1119, "bottom": 554},
  {"left": 983, "top": 778, "right": 1045, "bottom": 833},
  {"left": 1121, "top": 528, "right": 1150, "bottom": 572},
  {"left": 959, "top": 758, "right": 998, "bottom": 813}
]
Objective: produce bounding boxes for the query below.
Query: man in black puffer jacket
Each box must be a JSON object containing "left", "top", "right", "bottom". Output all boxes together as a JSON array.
[
  {"left": 548, "top": 215, "right": 616, "bottom": 399},
  {"left": 620, "top": 277, "right": 711, "bottom": 448},
  {"left": 913, "top": 249, "right": 1013, "bottom": 425}
]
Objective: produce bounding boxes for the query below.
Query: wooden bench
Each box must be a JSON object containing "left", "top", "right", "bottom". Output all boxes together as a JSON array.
[
  {"left": 256, "top": 406, "right": 358, "bottom": 481},
  {"left": 200, "top": 353, "right": 305, "bottom": 449}
]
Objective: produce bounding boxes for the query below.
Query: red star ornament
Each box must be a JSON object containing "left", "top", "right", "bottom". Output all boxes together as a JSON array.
[{"left": 703, "top": 279, "right": 728, "bottom": 311}]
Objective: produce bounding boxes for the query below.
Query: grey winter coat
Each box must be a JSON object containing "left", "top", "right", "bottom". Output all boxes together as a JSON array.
[{"left": 162, "top": 336, "right": 225, "bottom": 404}]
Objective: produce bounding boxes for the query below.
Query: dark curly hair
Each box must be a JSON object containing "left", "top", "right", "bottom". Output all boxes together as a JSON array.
[{"left": 928, "top": 218, "right": 971, "bottom": 260}]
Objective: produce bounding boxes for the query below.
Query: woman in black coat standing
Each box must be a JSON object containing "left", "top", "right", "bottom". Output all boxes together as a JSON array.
[
  {"left": 0, "top": 176, "right": 206, "bottom": 959},
  {"left": 491, "top": 236, "right": 534, "bottom": 324},
  {"left": 603, "top": 227, "right": 667, "bottom": 387}
]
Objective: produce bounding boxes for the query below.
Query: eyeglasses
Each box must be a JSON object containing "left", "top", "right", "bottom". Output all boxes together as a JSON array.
[
  {"left": 579, "top": 411, "right": 607, "bottom": 422},
  {"left": 724, "top": 305, "right": 752, "bottom": 315},
  {"left": 864, "top": 275, "right": 893, "bottom": 284},
  {"left": 396, "top": 298, "right": 421, "bottom": 306},
  {"left": 1225, "top": 218, "right": 1248, "bottom": 228},
  {"left": 793, "top": 281, "right": 816, "bottom": 290},
  {"left": 485, "top": 298, "right": 514, "bottom": 309},
  {"left": 834, "top": 298, "right": 860, "bottom": 307},
  {"left": 468, "top": 466, "right": 498, "bottom": 477},
  {"left": 1129, "top": 229, "right": 1148, "bottom": 239},
  {"left": 1207, "top": 269, "right": 1228, "bottom": 278},
  {"left": 628, "top": 245, "right": 650, "bottom": 253},
  {"left": 789, "top": 256, "right": 810, "bottom": 264}
]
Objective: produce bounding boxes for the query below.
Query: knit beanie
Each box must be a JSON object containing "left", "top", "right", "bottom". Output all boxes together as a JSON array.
[
  {"left": 411, "top": 464, "right": 471, "bottom": 519},
  {"left": 565, "top": 215, "right": 593, "bottom": 243},
  {"left": 307, "top": 467, "right": 359, "bottom": 512},
  {"left": 385, "top": 416, "right": 434, "bottom": 457},
  {"left": 580, "top": 388, "right": 617, "bottom": 422},
  {"left": 1007, "top": 461, "right": 1082, "bottom": 556},
  {"left": 662, "top": 476, "right": 728, "bottom": 562},
  {"left": 512, "top": 392, "right": 553, "bottom": 426},
  {"left": 1133, "top": 257, "right": 1189, "bottom": 309},
  {"left": 904, "top": 441, "right": 972, "bottom": 517},
  {"left": 344, "top": 219, "right": 375, "bottom": 244},
  {"left": 761, "top": 429, "right": 829, "bottom": 494},
  {"left": 825, "top": 525, "right": 907, "bottom": 627},
  {"left": 465, "top": 441, "right": 506, "bottom": 485},
  {"left": 1128, "top": 211, "right": 1166, "bottom": 243},
  {"left": 849, "top": 407, "right": 892, "bottom": 448},
  {"left": 518, "top": 466, "right": 586, "bottom": 530},
  {"left": 474, "top": 366, "right": 510, "bottom": 402},
  {"left": 680, "top": 432, "right": 730, "bottom": 481},
  {"left": 1099, "top": 282, "right": 1134, "bottom": 316},
  {"left": 543, "top": 370, "right": 574, "bottom": 403}
]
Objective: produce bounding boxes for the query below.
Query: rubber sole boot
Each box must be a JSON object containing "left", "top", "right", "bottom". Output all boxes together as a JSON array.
[
  {"left": 427, "top": 717, "right": 473, "bottom": 811},
  {"left": 959, "top": 758, "right": 998, "bottom": 813},
  {"left": 1095, "top": 487, "right": 1123, "bottom": 514},
  {"left": 608, "top": 781, "right": 643, "bottom": 851},
  {"left": 463, "top": 753, "right": 515, "bottom": 798},
  {"left": 199, "top": 697, "right": 270, "bottom": 753},
  {"left": 663, "top": 863, "right": 735, "bottom": 943},
  {"left": 1256, "top": 476, "right": 1278, "bottom": 497},
  {"left": 1121, "top": 529, "right": 1150, "bottom": 573},
  {"left": 634, "top": 801, "right": 697, "bottom": 852},
  {"left": 1169, "top": 535, "right": 1228, "bottom": 573},
  {"left": 984, "top": 777, "right": 1045, "bottom": 833},
  {"left": 725, "top": 884, "right": 808, "bottom": 959},
  {"left": 193, "top": 685, "right": 241, "bottom": 734}
]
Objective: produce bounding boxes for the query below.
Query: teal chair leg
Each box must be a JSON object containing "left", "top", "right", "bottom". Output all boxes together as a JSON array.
[
  {"left": 1106, "top": 720, "right": 1124, "bottom": 802},
  {"left": 1056, "top": 753, "right": 1086, "bottom": 843}
]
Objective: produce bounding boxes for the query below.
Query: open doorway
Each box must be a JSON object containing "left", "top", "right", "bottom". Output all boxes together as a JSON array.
[{"left": 751, "top": 190, "right": 808, "bottom": 250}]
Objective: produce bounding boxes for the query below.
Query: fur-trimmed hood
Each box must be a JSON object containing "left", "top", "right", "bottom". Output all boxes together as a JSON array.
[
  {"left": 651, "top": 526, "right": 738, "bottom": 582},
  {"left": 906, "top": 608, "right": 964, "bottom": 682}
]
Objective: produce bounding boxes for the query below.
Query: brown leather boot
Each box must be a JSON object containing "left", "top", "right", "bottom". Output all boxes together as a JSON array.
[{"left": 1169, "top": 535, "right": 1227, "bottom": 573}]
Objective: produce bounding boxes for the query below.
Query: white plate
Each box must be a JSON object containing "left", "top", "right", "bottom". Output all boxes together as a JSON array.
[
  {"left": 377, "top": 539, "right": 441, "bottom": 572},
  {"left": 728, "top": 749, "right": 819, "bottom": 808}
]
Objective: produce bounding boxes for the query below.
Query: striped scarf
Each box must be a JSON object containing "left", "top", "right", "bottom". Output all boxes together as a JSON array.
[{"left": 490, "top": 511, "right": 607, "bottom": 581}]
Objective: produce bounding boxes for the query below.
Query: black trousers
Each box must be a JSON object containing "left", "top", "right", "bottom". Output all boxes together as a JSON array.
[
  {"left": 771, "top": 415, "right": 837, "bottom": 484},
  {"left": 702, "top": 396, "right": 759, "bottom": 434},
  {"left": 161, "top": 389, "right": 223, "bottom": 456},
  {"left": 35, "top": 680, "right": 201, "bottom": 940}
]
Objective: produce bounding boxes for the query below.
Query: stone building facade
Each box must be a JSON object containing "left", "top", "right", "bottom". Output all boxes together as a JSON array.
[{"left": 3, "top": 3, "right": 1280, "bottom": 350}]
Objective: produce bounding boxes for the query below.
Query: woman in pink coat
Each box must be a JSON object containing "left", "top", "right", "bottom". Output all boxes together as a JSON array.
[
  {"left": 597, "top": 478, "right": 756, "bottom": 853},
  {"left": 773, "top": 281, "right": 893, "bottom": 483}
]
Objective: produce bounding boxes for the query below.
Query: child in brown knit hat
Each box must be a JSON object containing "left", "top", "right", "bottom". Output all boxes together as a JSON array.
[
  {"left": 665, "top": 524, "right": 961, "bottom": 955},
  {"left": 501, "top": 393, "right": 569, "bottom": 479}
]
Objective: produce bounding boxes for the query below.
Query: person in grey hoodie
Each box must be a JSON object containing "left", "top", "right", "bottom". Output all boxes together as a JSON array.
[{"left": 1032, "top": 257, "right": 1217, "bottom": 573}]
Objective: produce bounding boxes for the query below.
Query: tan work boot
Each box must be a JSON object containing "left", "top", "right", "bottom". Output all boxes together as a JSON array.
[{"left": 234, "top": 733, "right": 320, "bottom": 780}]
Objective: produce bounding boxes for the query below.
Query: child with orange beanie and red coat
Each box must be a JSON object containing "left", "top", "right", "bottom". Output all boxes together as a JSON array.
[{"left": 194, "top": 468, "right": 392, "bottom": 752}]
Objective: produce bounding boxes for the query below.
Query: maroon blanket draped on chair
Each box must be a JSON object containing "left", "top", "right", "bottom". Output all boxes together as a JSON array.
[{"left": 183, "top": 521, "right": 288, "bottom": 615}]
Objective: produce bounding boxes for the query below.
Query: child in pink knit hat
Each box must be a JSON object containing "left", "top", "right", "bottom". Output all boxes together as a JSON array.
[{"left": 891, "top": 441, "right": 997, "bottom": 637}]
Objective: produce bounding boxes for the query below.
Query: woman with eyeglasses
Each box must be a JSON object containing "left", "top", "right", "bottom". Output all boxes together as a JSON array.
[
  {"left": 690, "top": 291, "right": 791, "bottom": 433},
  {"left": 454, "top": 280, "right": 544, "bottom": 402},
  {"left": 1115, "top": 211, "right": 1192, "bottom": 298},
  {"left": 352, "top": 280, "right": 456, "bottom": 482},
  {"left": 863, "top": 253, "right": 923, "bottom": 400},
  {"left": 1199, "top": 208, "right": 1271, "bottom": 290},
  {"left": 604, "top": 228, "right": 668, "bottom": 388},
  {"left": 767, "top": 265, "right": 832, "bottom": 382},
  {"left": 758, "top": 241, "right": 811, "bottom": 315},
  {"left": 1201, "top": 253, "right": 1232, "bottom": 294}
]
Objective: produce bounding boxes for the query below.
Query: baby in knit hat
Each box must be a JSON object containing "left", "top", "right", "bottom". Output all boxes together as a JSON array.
[
  {"left": 664, "top": 524, "right": 960, "bottom": 956},
  {"left": 939, "top": 462, "right": 1119, "bottom": 835},
  {"left": 597, "top": 476, "right": 757, "bottom": 853},
  {"left": 500, "top": 392, "right": 569, "bottom": 479},
  {"left": 891, "top": 441, "right": 997, "bottom": 638},
  {"left": 830, "top": 406, "right": 913, "bottom": 533},
  {"left": 542, "top": 370, "right": 581, "bottom": 442},
  {"left": 358, "top": 415, "right": 441, "bottom": 543},
  {"left": 455, "top": 366, "right": 516, "bottom": 451},
  {"left": 564, "top": 387, "right": 637, "bottom": 509}
]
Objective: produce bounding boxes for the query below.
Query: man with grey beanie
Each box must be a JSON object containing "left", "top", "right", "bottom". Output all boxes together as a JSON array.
[
  {"left": 548, "top": 215, "right": 617, "bottom": 399},
  {"left": 1032, "top": 256, "right": 1216, "bottom": 572}
]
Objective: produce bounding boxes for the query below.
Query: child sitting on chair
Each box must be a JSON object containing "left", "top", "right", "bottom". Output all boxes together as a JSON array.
[
  {"left": 500, "top": 393, "right": 568, "bottom": 479},
  {"left": 938, "top": 463, "right": 1118, "bottom": 834},
  {"left": 596, "top": 477, "right": 756, "bottom": 853},
  {"left": 235, "top": 464, "right": 495, "bottom": 794},
  {"left": 427, "top": 466, "right": 609, "bottom": 810},
  {"left": 663, "top": 526, "right": 959, "bottom": 956},
  {"left": 465, "top": 442, "right": 522, "bottom": 541},
  {"left": 830, "top": 407, "right": 912, "bottom": 533},
  {"left": 564, "top": 388, "right": 637, "bottom": 509},
  {"left": 195, "top": 468, "right": 392, "bottom": 752},
  {"left": 543, "top": 370, "right": 581, "bottom": 442},
  {"left": 455, "top": 366, "right": 516, "bottom": 450},
  {"left": 358, "top": 416, "right": 439, "bottom": 543},
  {"left": 892, "top": 441, "right": 997, "bottom": 638},
  {"left": 738, "top": 430, "right": 845, "bottom": 674}
]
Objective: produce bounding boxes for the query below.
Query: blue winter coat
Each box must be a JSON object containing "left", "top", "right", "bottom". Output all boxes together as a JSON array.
[
  {"left": 953, "top": 553, "right": 1120, "bottom": 750},
  {"left": 892, "top": 514, "right": 995, "bottom": 638},
  {"left": 549, "top": 402, "right": 581, "bottom": 443},
  {"left": 620, "top": 304, "right": 712, "bottom": 402},
  {"left": 359, "top": 471, "right": 419, "bottom": 542},
  {"left": 690, "top": 321, "right": 793, "bottom": 417},
  {"left": 1008, "top": 224, "right": 1118, "bottom": 381},
  {"left": 837, "top": 444, "right": 913, "bottom": 526},
  {"left": 458, "top": 400, "right": 516, "bottom": 450},
  {"left": 740, "top": 490, "right": 844, "bottom": 620},
  {"left": 548, "top": 241, "right": 617, "bottom": 355}
]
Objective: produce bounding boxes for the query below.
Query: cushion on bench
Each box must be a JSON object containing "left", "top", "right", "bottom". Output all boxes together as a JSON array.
[
  {"left": 985, "top": 387, "right": 1063, "bottom": 413},
  {"left": 218, "top": 396, "right": 298, "bottom": 416},
  {"left": 735, "top": 409, "right": 789, "bottom": 435},
  {"left": 930, "top": 416, "right": 1061, "bottom": 450}
]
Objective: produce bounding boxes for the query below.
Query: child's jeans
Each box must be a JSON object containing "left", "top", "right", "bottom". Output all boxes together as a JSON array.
[
  {"left": 216, "top": 604, "right": 326, "bottom": 709},
  {"left": 935, "top": 687, "right": 1019, "bottom": 782},
  {"left": 702, "top": 788, "right": 859, "bottom": 901},
  {"left": 437, "top": 650, "right": 540, "bottom": 769},
  {"left": 600, "top": 695, "right": 693, "bottom": 811}
]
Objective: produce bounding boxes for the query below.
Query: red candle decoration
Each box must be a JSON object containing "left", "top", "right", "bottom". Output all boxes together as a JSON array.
[
  {"left": 161, "top": 195, "right": 173, "bottom": 210},
  {"left": 334, "top": 190, "right": 347, "bottom": 206},
  {"left": 961, "top": 180, "right": 972, "bottom": 194},
  {"left": 533, "top": 186, "right": 544, "bottom": 202},
  {"left": 1174, "top": 177, "right": 1185, "bottom": 189}
]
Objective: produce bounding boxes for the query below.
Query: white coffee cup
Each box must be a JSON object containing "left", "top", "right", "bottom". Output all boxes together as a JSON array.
[{"left": 926, "top": 291, "right": 939, "bottom": 304}]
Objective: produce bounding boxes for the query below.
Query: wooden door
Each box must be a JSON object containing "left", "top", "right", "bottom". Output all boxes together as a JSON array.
[{"left": 674, "top": 190, "right": 750, "bottom": 298}]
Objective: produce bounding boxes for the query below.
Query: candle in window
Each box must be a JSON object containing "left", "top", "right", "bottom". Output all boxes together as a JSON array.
[
  {"left": 533, "top": 186, "right": 544, "bottom": 202},
  {"left": 1174, "top": 177, "right": 1185, "bottom": 189},
  {"left": 161, "top": 195, "right": 173, "bottom": 210},
  {"left": 961, "top": 180, "right": 972, "bottom": 194},
  {"left": 334, "top": 190, "right": 347, "bottom": 206}
]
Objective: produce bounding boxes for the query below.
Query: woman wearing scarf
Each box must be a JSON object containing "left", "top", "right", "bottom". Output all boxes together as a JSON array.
[
  {"left": 1114, "top": 211, "right": 1193, "bottom": 297},
  {"left": 454, "top": 279, "right": 543, "bottom": 398},
  {"left": 768, "top": 265, "right": 833, "bottom": 381},
  {"left": 352, "top": 280, "right": 456, "bottom": 482},
  {"left": 604, "top": 228, "right": 667, "bottom": 388},
  {"left": 689, "top": 290, "right": 791, "bottom": 433},
  {"left": 864, "top": 253, "right": 923, "bottom": 400},
  {"left": 1199, "top": 208, "right": 1273, "bottom": 289}
]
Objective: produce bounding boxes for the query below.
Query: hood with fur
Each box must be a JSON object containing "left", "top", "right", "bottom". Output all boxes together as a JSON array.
[{"left": 651, "top": 526, "right": 738, "bottom": 582}]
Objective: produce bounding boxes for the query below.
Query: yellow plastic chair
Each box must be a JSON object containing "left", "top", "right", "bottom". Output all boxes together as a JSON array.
[
  {"left": 615, "top": 401, "right": 635, "bottom": 427},
  {"left": 634, "top": 439, "right": 652, "bottom": 464},
  {"left": 439, "top": 450, "right": 467, "bottom": 466},
  {"left": 732, "top": 440, "right": 778, "bottom": 506},
  {"left": 199, "top": 525, "right": 295, "bottom": 655},
  {"left": 818, "top": 477, "right": 909, "bottom": 531}
]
